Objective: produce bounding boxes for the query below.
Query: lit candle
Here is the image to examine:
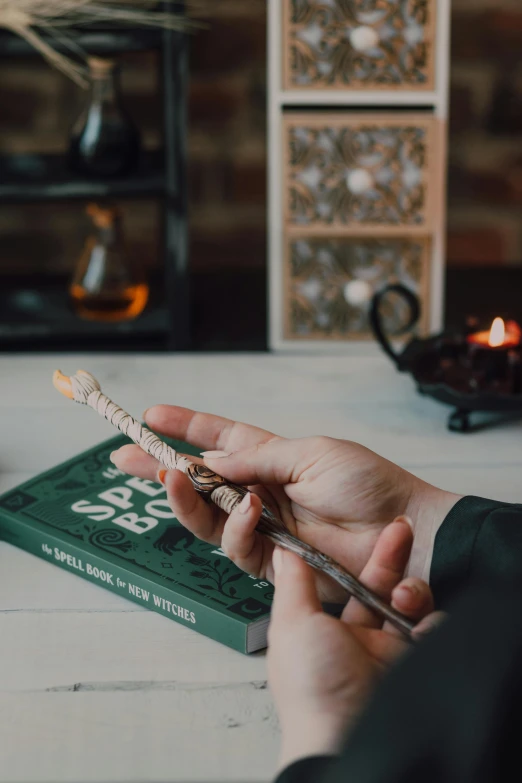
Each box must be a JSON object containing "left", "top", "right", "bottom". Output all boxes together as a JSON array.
[{"left": 467, "top": 317, "right": 521, "bottom": 349}]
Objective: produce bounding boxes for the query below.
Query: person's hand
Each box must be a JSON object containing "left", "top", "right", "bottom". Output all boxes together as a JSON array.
[
  {"left": 268, "top": 517, "right": 445, "bottom": 771},
  {"left": 111, "top": 407, "right": 460, "bottom": 601}
]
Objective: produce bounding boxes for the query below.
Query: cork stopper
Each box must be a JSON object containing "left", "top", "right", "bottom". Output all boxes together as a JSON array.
[
  {"left": 88, "top": 57, "right": 115, "bottom": 78},
  {"left": 86, "top": 203, "right": 119, "bottom": 229}
]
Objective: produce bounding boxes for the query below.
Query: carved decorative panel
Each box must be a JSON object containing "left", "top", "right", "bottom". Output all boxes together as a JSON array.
[
  {"left": 283, "top": 0, "right": 436, "bottom": 91},
  {"left": 284, "top": 114, "right": 435, "bottom": 231},
  {"left": 284, "top": 235, "right": 430, "bottom": 340}
]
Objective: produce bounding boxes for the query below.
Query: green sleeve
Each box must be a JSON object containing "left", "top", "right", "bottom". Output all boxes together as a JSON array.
[
  {"left": 430, "top": 496, "right": 522, "bottom": 608},
  {"left": 274, "top": 756, "right": 337, "bottom": 783}
]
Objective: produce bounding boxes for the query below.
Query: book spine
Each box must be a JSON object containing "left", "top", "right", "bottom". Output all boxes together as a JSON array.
[{"left": 0, "top": 513, "right": 248, "bottom": 654}]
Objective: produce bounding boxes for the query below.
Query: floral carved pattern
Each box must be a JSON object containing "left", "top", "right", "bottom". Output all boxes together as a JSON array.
[
  {"left": 285, "top": 0, "right": 434, "bottom": 89},
  {"left": 286, "top": 236, "right": 429, "bottom": 339},
  {"left": 286, "top": 120, "right": 430, "bottom": 227}
]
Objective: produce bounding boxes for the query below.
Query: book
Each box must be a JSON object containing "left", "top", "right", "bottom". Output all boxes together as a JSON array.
[{"left": 0, "top": 434, "right": 273, "bottom": 654}]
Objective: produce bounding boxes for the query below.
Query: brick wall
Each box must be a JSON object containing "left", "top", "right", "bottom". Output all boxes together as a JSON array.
[
  {"left": 448, "top": 0, "right": 522, "bottom": 266},
  {"left": 0, "top": 1, "right": 521, "bottom": 282},
  {"left": 188, "top": 4, "right": 267, "bottom": 271}
]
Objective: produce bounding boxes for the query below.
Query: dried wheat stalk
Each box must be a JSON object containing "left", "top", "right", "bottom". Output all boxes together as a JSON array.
[
  {"left": 53, "top": 369, "right": 415, "bottom": 638},
  {"left": 0, "top": 1, "right": 263, "bottom": 86}
]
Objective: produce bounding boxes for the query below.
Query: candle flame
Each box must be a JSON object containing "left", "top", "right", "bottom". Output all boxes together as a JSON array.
[{"left": 488, "top": 317, "right": 505, "bottom": 347}]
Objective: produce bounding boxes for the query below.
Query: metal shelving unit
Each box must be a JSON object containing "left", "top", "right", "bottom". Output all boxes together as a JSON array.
[{"left": 0, "top": 20, "right": 189, "bottom": 352}]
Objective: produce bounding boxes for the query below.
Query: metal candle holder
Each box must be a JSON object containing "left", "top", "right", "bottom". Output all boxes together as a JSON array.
[{"left": 370, "top": 284, "right": 522, "bottom": 432}]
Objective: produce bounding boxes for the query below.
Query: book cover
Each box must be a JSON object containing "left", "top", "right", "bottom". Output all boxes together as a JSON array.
[{"left": 0, "top": 434, "right": 273, "bottom": 653}]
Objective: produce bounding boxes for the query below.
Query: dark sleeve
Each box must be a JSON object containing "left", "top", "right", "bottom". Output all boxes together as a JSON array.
[
  {"left": 276, "top": 579, "right": 522, "bottom": 783},
  {"left": 274, "top": 756, "right": 336, "bottom": 783},
  {"left": 430, "top": 496, "right": 522, "bottom": 608}
]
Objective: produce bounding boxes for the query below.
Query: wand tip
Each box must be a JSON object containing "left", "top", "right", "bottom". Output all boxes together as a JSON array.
[{"left": 53, "top": 370, "right": 74, "bottom": 400}]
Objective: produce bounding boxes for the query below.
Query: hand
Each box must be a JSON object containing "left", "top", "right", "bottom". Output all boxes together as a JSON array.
[
  {"left": 111, "top": 406, "right": 460, "bottom": 601},
  {"left": 268, "top": 518, "right": 445, "bottom": 770}
]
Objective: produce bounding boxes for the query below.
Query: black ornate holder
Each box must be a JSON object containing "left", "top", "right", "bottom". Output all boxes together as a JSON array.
[{"left": 369, "top": 284, "right": 522, "bottom": 433}]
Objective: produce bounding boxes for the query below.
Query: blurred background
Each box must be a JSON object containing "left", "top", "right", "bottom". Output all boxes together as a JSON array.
[{"left": 0, "top": 0, "right": 521, "bottom": 352}]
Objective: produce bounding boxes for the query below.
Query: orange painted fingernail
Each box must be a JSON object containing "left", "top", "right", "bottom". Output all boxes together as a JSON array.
[{"left": 157, "top": 469, "right": 167, "bottom": 486}]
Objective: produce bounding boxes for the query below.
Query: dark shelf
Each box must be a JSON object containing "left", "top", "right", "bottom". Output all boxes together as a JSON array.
[
  {"left": 0, "top": 275, "right": 170, "bottom": 349},
  {"left": 0, "top": 268, "right": 268, "bottom": 353},
  {"left": 0, "top": 152, "right": 166, "bottom": 203},
  {"left": 0, "top": 28, "right": 163, "bottom": 58}
]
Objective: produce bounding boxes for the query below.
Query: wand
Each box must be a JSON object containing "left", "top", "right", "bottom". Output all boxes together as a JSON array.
[{"left": 53, "top": 369, "right": 415, "bottom": 638}]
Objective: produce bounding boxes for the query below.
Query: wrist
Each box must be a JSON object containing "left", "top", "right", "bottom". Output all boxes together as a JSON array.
[
  {"left": 404, "top": 481, "right": 463, "bottom": 582},
  {"left": 278, "top": 714, "right": 346, "bottom": 771}
]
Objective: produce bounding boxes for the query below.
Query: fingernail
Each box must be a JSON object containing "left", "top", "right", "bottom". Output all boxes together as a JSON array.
[
  {"left": 396, "top": 583, "right": 419, "bottom": 602},
  {"left": 412, "top": 611, "right": 447, "bottom": 640},
  {"left": 109, "top": 450, "right": 119, "bottom": 464},
  {"left": 157, "top": 469, "right": 167, "bottom": 486},
  {"left": 272, "top": 547, "right": 284, "bottom": 576},
  {"left": 201, "top": 450, "right": 231, "bottom": 459},
  {"left": 142, "top": 408, "right": 150, "bottom": 421},
  {"left": 394, "top": 515, "right": 414, "bottom": 530},
  {"left": 237, "top": 493, "right": 252, "bottom": 514}
]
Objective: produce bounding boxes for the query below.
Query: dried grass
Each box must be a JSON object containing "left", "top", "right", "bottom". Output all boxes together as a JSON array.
[{"left": 0, "top": 1, "right": 262, "bottom": 86}]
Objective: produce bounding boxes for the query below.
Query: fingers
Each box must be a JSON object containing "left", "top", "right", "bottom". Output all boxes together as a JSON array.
[
  {"left": 221, "top": 492, "right": 271, "bottom": 576},
  {"left": 350, "top": 626, "right": 407, "bottom": 666},
  {"left": 341, "top": 517, "right": 413, "bottom": 628},
  {"left": 270, "top": 549, "right": 322, "bottom": 633},
  {"left": 160, "top": 469, "right": 224, "bottom": 546},
  {"left": 202, "top": 437, "right": 328, "bottom": 487},
  {"left": 411, "top": 611, "right": 447, "bottom": 641},
  {"left": 111, "top": 444, "right": 159, "bottom": 480},
  {"left": 351, "top": 610, "right": 447, "bottom": 667},
  {"left": 391, "top": 577, "right": 435, "bottom": 623},
  {"left": 111, "top": 443, "right": 272, "bottom": 574},
  {"left": 144, "top": 406, "right": 279, "bottom": 454}
]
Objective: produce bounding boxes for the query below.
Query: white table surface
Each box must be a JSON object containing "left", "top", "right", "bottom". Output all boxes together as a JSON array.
[{"left": 1, "top": 353, "right": 521, "bottom": 783}]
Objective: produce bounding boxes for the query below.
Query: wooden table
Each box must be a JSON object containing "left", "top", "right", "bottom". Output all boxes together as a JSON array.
[{"left": 1, "top": 354, "right": 521, "bottom": 783}]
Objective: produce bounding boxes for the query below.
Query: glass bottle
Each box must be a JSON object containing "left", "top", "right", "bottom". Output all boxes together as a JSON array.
[
  {"left": 70, "top": 203, "right": 149, "bottom": 322},
  {"left": 69, "top": 57, "right": 141, "bottom": 178}
]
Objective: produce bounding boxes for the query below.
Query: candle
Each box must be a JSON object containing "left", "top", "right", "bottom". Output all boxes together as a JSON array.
[{"left": 467, "top": 317, "right": 522, "bottom": 349}]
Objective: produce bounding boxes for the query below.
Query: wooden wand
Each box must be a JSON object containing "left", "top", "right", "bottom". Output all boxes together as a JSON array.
[{"left": 53, "top": 369, "right": 415, "bottom": 638}]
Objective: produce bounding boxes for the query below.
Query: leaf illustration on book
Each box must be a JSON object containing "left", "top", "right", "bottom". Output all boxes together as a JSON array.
[
  {"left": 186, "top": 555, "right": 245, "bottom": 598},
  {"left": 224, "top": 573, "right": 243, "bottom": 584},
  {"left": 49, "top": 467, "right": 71, "bottom": 482},
  {"left": 153, "top": 526, "right": 195, "bottom": 555},
  {"left": 187, "top": 554, "right": 210, "bottom": 568}
]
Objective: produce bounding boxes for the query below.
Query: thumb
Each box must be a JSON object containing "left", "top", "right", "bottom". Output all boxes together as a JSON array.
[
  {"left": 270, "top": 548, "right": 322, "bottom": 630},
  {"left": 201, "top": 437, "right": 325, "bottom": 486}
]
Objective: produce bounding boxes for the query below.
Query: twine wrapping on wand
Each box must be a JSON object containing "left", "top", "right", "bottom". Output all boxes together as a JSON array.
[{"left": 52, "top": 369, "right": 415, "bottom": 638}]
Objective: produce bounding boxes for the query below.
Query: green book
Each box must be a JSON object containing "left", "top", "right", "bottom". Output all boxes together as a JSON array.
[{"left": 0, "top": 434, "right": 273, "bottom": 654}]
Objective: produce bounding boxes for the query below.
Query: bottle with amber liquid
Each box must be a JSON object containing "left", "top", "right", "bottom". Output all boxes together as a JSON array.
[
  {"left": 70, "top": 203, "right": 148, "bottom": 322},
  {"left": 69, "top": 57, "right": 141, "bottom": 178}
]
